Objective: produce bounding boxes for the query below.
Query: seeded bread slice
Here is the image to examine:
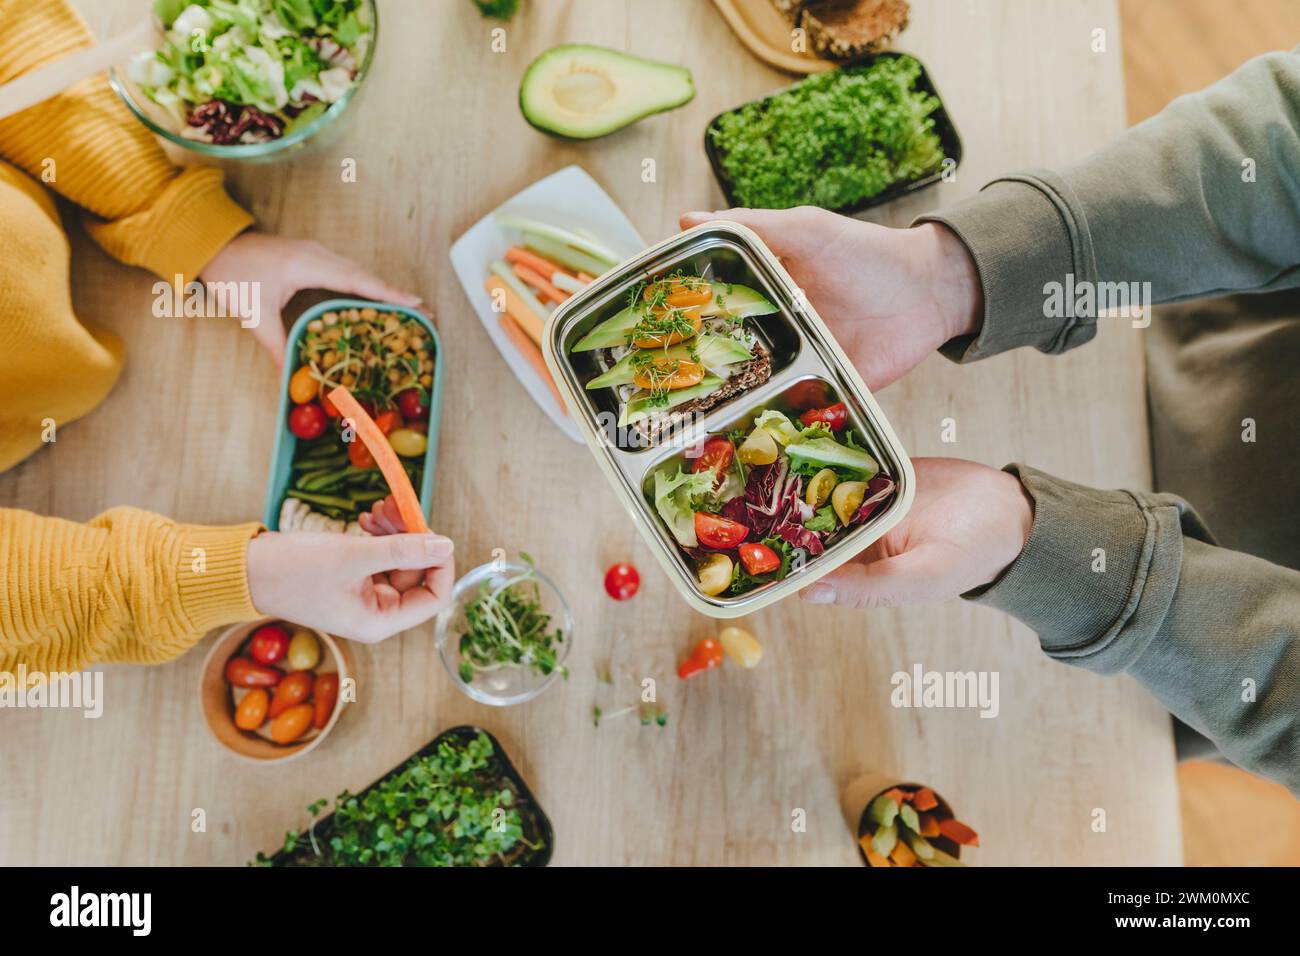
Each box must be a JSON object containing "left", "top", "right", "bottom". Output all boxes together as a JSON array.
[
  {"left": 799, "top": 0, "right": 910, "bottom": 60},
  {"left": 632, "top": 342, "right": 773, "bottom": 447}
]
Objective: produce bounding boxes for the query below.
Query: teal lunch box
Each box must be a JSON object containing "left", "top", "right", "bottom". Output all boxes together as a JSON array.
[{"left": 263, "top": 298, "right": 444, "bottom": 530}]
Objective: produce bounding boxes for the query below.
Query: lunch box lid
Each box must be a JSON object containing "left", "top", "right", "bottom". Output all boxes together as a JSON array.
[{"left": 542, "top": 222, "right": 914, "bottom": 618}]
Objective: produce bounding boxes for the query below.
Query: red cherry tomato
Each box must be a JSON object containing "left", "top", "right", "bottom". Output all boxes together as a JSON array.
[
  {"left": 694, "top": 512, "right": 748, "bottom": 550},
  {"left": 288, "top": 402, "right": 328, "bottom": 440},
  {"left": 313, "top": 672, "right": 340, "bottom": 730},
  {"left": 374, "top": 409, "right": 403, "bottom": 435},
  {"left": 224, "top": 656, "right": 282, "bottom": 688},
  {"left": 799, "top": 402, "right": 848, "bottom": 432},
  {"left": 691, "top": 436, "right": 735, "bottom": 487},
  {"left": 677, "top": 637, "right": 725, "bottom": 680},
  {"left": 319, "top": 384, "right": 344, "bottom": 419},
  {"left": 347, "top": 438, "right": 376, "bottom": 470},
  {"left": 395, "top": 387, "right": 428, "bottom": 421},
  {"left": 248, "top": 624, "right": 289, "bottom": 666},
  {"left": 784, "top": 379, "right": 833, "bottom": 411},
  {"left": 739, "top": 542, "right": 781, "bottom": 576},
  {"left": 604, "top": 562, "right": 640, "bottom": 600}
]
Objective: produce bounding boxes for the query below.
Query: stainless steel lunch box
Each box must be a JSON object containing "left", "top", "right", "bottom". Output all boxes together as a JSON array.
[{"left": 543, "top": 221, "right": 914, "bottom": 618}]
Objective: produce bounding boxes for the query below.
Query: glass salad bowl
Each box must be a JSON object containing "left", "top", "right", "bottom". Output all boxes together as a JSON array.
[
  {"left": 435, "top": 561, "right": 575, "bottom": 707},
  {"left": 108, "top": 0, "right": 377, "bottom": 163}
]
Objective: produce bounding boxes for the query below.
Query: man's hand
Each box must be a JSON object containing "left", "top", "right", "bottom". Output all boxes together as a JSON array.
[
  {"left": 245, "top": 528, "right": 455, "bottom": 643},
  {"left": 202, "top": 233, "right": 425, "bottom": 366},
  {"left": 801, "top": 458, "right": 1034, "bottom": 610},
  {"left": 680, "top": 207, "right": 983, "bottom": 391}
]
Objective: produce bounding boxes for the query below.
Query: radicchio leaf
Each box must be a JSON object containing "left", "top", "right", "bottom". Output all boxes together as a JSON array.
[{"left": 851, "top": 475, "right": 896, "bottom": 526}]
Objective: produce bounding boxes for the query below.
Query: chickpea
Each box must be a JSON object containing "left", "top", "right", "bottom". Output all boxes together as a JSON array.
[
  {"left": 390, "top": 339, "right": 408, "bottom": 355},
  {"left": 411, "top": 336, "right": 425, "bottom": 349},
  {"left": 419, "top": 373, "right": 433, "bottom": 387},
  {"left": 341, "top": 373, "right": 356, "bottom": 387},
  {"left": 384, "top": 316, "right": 400, "bottom": 333},
  {"left": 388, "top": 368, "right": 402, "bottom": 384},
  {"left": 323, "top": 312, "right": 339, "bottom": 326},
  {"left": 345, "top": 308, "right": 360, "bottom": 321},
  {"left": 360, "top": 307, "right": 377, "bottom": 321},
  {"left": 323, "top": 349, "right": 338, "bottom": 367},
  {"left": 307, "top": 319, "right": 324, "bottom": 333}
]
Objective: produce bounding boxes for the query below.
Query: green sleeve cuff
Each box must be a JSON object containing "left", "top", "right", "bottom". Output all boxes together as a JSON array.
[
  {"left": 915, "top": 173, "right": 1099, "bottom": 362},
  {"left": 966, "top": 465, "right": 1187, "bottom": 673}
]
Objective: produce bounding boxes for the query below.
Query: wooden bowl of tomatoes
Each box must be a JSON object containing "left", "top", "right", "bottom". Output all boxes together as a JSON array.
[{"left": 200, "top": 619, "right": 352, "bottom": 763}]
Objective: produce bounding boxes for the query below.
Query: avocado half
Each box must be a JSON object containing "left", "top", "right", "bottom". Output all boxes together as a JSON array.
[{"left": 519, "top": 44, "right": 695, "bottom": 140}]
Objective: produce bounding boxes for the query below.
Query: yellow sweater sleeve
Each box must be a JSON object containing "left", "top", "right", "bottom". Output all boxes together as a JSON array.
[
  {"left": 0, "top": 0, "right": 253, "bottom": 282},
  {"left": 0, "top": 508, "right": 263, "bottom": 672}
]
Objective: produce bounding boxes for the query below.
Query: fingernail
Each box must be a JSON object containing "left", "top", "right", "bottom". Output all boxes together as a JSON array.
[{"left": 802, "top": 583, "right": 836, "bottom": 604}]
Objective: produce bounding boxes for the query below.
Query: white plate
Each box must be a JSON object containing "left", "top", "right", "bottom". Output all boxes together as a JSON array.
[{"left": 449, "top": 165, "right": 646, "bottom": 443}]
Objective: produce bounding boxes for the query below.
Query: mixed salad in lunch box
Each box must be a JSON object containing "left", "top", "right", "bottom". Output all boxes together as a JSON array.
[
  {"left": 650, "top": 392, "right": 895, "bottom": 598},
  {"left": 572, "top": 271, "right": 779, "bottom": 445},
  {"left": 279, "top": 305, "right": 434, "bottom": 532},
  {"left": 130, "top": 0, "right": 372, "bottom": 145}
]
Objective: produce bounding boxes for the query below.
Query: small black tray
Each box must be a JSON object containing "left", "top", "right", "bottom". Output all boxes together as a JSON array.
[
  {"left": 263, "top": 725, "right": 554, "bottom": 867},
  {"left": 703, "top": 52, "right": 963, "bottom": 216}
]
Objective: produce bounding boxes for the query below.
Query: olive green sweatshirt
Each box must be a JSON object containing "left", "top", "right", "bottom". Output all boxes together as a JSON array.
[{"left": 918, "top": 48, "right": 1300, "bottom": 795}]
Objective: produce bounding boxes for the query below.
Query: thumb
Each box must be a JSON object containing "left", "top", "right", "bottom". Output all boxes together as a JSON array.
[
  {"left": 679, "top": 207, "right": 798, "bottom": 255},
  {"left": 800, "top": 547, "right": 943, "bottom": 610},
  {"left": 347, "top": 533, "right": 454, "bottom": 576}
]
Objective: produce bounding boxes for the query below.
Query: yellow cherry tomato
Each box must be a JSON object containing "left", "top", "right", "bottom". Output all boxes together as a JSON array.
[
  {"left": 719, "top": 625, "right": 763, "bottom": 669},
  {"left": 697, "top": 553, "right": 733, "bottom": 597},
  {"left": 286, "top": 628, "right": 320, "bottom": 671},
  {"left": 738, "top": 427, "right": 779, "bottom": 466},
  {"left": 633, "top": 359, "right": 704, "bottom": 392},
  {"left": 388, "top": 427, "right": 428, "bottom": 458},
  {"left": 806, "top": 468, "right": 839, "bottom": 509},
  {"left": 289, "top": 366, "right": 318, "bottom": 404},
  {"left": 832, "top": 480, "right": 868, "bottom": 526}
]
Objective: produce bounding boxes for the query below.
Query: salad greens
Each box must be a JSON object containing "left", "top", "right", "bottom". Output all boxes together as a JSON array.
[
  {"left": 472, "top": 0, "right": 520, "bottom": 19},
  {"left": 458, "top": 556, "right": 567, "bottom": 684},
  {"left": 709, "top": 56, "right": 946, "bottom": 210},
  {"left": 653, "top": 466, "right": 718, "bottom": 549},
  {"left": 257, "top": 731, "right": 548, "bottom": 867},
  {"left": 133, "top": 0, "right": 372, "bottom": 144}
]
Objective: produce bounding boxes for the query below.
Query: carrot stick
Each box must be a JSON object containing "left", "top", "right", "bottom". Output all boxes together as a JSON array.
[
  {"left": 512, "top": 262, "right": 570, "bottom": 305},
  {"left": 505, "top": 245, "right": 575, "bottom": 280},
  {"left": 937, "top": 818, "right": 980, "bottom": 847},
  {"left": 499, "top": 313, "right": 566, "bottom": 414},
  {"left": 326, "top": 386, "right": 428, "bottom": 534},
  {"left": 889, "top": 839, "right": 917, "bottom": 867},
  {"left": 859, "top": 836, "right": 892, "bottom": 867},
  {"left": 917, "top": 812, "right": 941, "bottom": 837},
  {"left": 883, "top": 788, "right": 907, "bottom": 806},
  {"left": 484, "top": 275, "right": 545, "bottom": 347},
  {"left": 912, "top": 787, "right": 939, "bottom": 811}
]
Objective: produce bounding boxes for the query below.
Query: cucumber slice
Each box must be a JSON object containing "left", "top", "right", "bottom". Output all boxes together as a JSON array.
[
  {"left": 586, "top": 335, "right": 753, "bottom": 389},
  {"left": 496, "top": 214, "right": 620, "bottom": 267},
  {"left": 524, "top": 233, "right": 615, "bottom": 278},
  {"left": 618, "top": 376, "right": 724, "bottom": 427}
]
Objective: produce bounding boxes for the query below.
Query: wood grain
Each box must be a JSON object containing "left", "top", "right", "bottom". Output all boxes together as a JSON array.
[{"left": 0, "top": 0, "right": 1180, "bottom": 866}]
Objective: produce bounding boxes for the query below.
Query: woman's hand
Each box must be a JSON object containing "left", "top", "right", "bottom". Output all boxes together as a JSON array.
[
  {"left": 801, "top": 458, "right": 1034, "bottom": 610},
  {"left": 680, "top": 208, "right": 983, "bottom": 391},
  {"left": 202, "top": 233, "right": 424, "bottom": 366},
  {"left": 245, "top": 527, "right": 454, "bottom": 643}
]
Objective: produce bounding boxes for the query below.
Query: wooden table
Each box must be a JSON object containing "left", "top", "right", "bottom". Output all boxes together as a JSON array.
[{"left": 0, "top": 0, "right": 1181, "bottom": 865}]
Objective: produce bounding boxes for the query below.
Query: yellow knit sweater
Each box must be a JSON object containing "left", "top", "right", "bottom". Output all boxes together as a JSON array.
[{"left": 0, "top": 0, "right": 263, "bottom": 673}]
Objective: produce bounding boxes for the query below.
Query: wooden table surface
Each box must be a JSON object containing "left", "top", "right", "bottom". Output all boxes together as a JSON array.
[{"left": 0, "top": 0, "right": 1181, "bottom": 866}]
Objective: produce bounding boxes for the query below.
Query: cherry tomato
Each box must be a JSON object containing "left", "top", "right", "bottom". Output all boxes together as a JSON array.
[
  {"left": 784, "top": 379, "right": 833, "bottom": 411},
  {"left": 347, "top": 438, "right": 376, "bottom": 470},
  {"left": 248, "top": 624, "right": 289, "bottom": 666},
  {"left": 288, "top": 366, "right": 318, "bottom": 404},
  {"left": 677, "top": 637, "right": 725, "bottom": 680},
  {"left": 604, "top": 562, "right": 640, "bottom": 601},
  {"left": 270, "top": 703, "right": 314, "bottom": 744},
  {"left": 739, "top": 542, "right": 781, "bottom": 576},
  {"left": 374, "top": 409, "right": 403, "bottom": 435},
  {"left": 319, "top": 382, "right": 344, "bottom": 418},
  {"left": 225, "top": 656, "right": 282, "bottom": 688},
  {"left": 694, "top": 512, "right": 748, "bottom": 550},
  {"left": 395, "top": 387, "right": 428, "bottom": 421},
  {"left": 313, "top": 672, "right": 340, "bottom": 730},
  {"left": 692, "top": 436, "right": 735, "bottom": 487},
  {"left": 288, "top": 402, "right": 328, "bottom": 440},
  {"left": 268, "top": 671, "right": 315, "bottom": 718},
  {"left": 799, "top": 402, "right": 848, "bottom": 432},
  {"left": 234, "top": 688, "right": 269, "bottom": 730}
]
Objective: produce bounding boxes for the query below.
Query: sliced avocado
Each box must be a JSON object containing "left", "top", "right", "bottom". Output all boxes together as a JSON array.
[
  {"left": 572, "top": 281, "right": 772, "bottom": 352},
  {"left": 619, "top": 376, "right": 723, "bottom": 427},
  {"left": 586, "top": 335, "right": 754, "bottom": 389},
  {"left": 519, "top": 44, "right": 694, "bottom": 140},
  {"left": 785, "top": 436, "right": 879, "bottom": 479},
  {"left": 700, "top": 282, "right": 777, "bottom": 318}
]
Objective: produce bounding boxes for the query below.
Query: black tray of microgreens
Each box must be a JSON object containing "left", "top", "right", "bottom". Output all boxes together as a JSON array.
[
  {"left": 256, "top": 726, "right": 553, "bottom": 867},
  {"left": 704, "top": 52, "right": 962, "bottom": 215}
]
